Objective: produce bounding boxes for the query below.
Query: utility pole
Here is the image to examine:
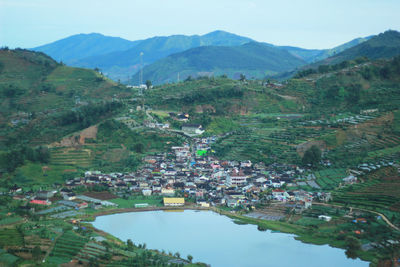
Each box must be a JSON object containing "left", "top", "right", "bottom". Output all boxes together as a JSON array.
[
  {"left": 177, "top": 72, "right": 180, "bottom": 83},
  {"left": 138, "top": 52, "right": 144, "bottom": 96},
  {"left": 139, "top": 52, "right": 144, "bottom": 86}
]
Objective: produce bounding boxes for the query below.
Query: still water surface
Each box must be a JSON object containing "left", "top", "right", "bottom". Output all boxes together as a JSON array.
[{"left": 93, "top": 210, "right": 368, "bottom": 267}]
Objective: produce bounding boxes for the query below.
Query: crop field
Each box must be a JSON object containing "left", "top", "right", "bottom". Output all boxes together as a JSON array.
[
  {"left": 48, "top": 231, "right": 88, "bottom": 265},
  {"left": 367, "top": 145, "right": 400, "bottom": 160},
  {"left": 76, "top": 242, "right": 106, "bottom": 263},
  {"left": 213, "top": 116, "right": 302, "bottom": 164},
  {"left": 51, "top": 147, "right": 94, "bottom": 167},
  {"left": 0, "top": 216, "right": 23, "bottom": 226},
  {"left": 314, "top": 168, "right": 347, "bottom": 189},
  {"left": 0, "top": 228, "right": 24, "bottom": 247},
  {"left": 332, "top": 167, "right": 400, "bottom": 219}
]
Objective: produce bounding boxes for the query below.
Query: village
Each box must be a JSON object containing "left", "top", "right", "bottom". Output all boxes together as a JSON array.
[{"left": 6, "top": 133, "right": 350, "bottom": 223}]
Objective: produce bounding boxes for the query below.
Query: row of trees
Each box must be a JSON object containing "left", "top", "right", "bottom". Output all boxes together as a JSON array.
[
  {"left": 0, "top": 146, "right": 50, "bottom": 173},
  {"left": 58, "top": 101, "right": 123, "bottom": 128}
]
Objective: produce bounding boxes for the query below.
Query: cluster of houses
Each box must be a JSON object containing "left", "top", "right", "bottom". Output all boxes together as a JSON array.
[
  {"left": 54, "top": 137, "right": 330, "bottom": 210},
  {"left": 7, "top": 136, "right": 342, "bottom": 216}
]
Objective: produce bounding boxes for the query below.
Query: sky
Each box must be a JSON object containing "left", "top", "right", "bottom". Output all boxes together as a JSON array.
[{"left": 1, "top": 0, "right": 399, "bottom": 49}]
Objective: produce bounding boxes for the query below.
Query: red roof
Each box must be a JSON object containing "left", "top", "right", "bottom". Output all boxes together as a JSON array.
[
  {"left": 272, "top": 189, "right": 285, "bottom": 192},
  {"left": 30, "top": 199, "right": 50, "bottom": 205}
]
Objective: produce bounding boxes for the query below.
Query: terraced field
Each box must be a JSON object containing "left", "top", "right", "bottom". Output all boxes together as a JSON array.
[
  {"left": 314, "top": 168, "right": 347, "bottom": 190},
  {"left": 0, "top": 228, "right": 24, "bottom": 247},
  {"left": 76, "top": 242, "right": 106, "bottom": 263},
  {"left": 48, "top": 231, "right": 88, "bottom": 265},
  {"left": 50, "top": 147, "right": 94, "bottom": 167},
  {"left": 332, "top": 167, "right": 400, "bottom": 220}
]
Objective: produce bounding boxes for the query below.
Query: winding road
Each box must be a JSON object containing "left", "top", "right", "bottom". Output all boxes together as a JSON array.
[{"left": 313, "top": 202, "right": 400, "bottom": 231}]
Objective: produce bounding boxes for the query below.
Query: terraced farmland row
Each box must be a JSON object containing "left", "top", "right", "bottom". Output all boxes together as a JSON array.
[
  {"left": 314, "top": 168, "right": 347, "bottom": 189},
  {"left": 50, "top": 148, "right": 93, "bottom": 167},
  {"left": 76, "top": 242, "right": 106, "bottom": 263},
  {"left": 48, "top": 231, "right": 88, "bottom": 265},
  {"left": 214, "top": 129, "right": 298, "bottom": 163},
  {"left": 332, "top": 167, "right": 400, "bottom": 220},
  {"left": 0, "top": 228, "right": 24, "bottom": 248}
]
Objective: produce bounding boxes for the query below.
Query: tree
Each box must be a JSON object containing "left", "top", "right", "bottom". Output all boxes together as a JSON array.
[
  {"left": 127, "top": 239, "right": 134, "bottom": 251},
  {"left": 32, "top": 245, "right": 42, "bottom": 261},
  {"left": 145, "top": 80, "right": 152, "bottom": 89},
  {"left": 239, "top": 74, "right": 246, "bottom": 82},
  {"left": 302, "top": 145, "right": 321, "bottom": 167},
  {"left": 187, "top": 255, "right": 193, "bottom": 263},
  {"left": 345, "top": 236, "right": 360, "bottom": 259}
]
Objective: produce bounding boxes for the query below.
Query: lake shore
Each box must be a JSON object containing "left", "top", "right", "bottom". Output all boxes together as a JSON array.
[
  {"left": 91, "top": 209, "right": 369, "bottom": 267},
  {"left": 87, "top": 205, "right": 375, "bottom": 264}
]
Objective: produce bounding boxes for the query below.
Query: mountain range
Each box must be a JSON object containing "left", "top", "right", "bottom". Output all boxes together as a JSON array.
[
  {"left": 130, "top": 42, "right": 306, "bottom": 84},
  {"left": 32, "top": 30, "right": 400, "bottom": 84},
  {"left": 33, "top": 31, "right": 253, "bottom": 81}
]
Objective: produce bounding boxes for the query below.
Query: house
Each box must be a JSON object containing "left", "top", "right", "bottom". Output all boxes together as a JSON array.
[
  {"left": 177, "top": 113, "right": 189, "bottom": 122},
  {"left": 142, "top": 189, "right": 152, "bottom": 196},
  {"left": 318, "top": 215, "right": 332, "bottom": 222},
  {"left": 161, "top": 188, "right": 175, "bottom": 196},
  {"left": 9, "top": 185, "right": 22, "bottom": 194},
  {"left": 135, "top": 203, "right": 149, "bottom": 208},
  {"left": 343, "top": 175, "right": 357, "bottom": 184},
  {"left": 37, "top": 191, "right": 55, "bottom": 199},
  {"left": 226, "top": 169, "right": 247, "bottom": 186},
  {"left": 197, "top": 200, "right": 210, "bottom": 208},
  {"left": 226, "top": 197, "right": 239, "bottom": 208},
  {"left": 240, "top": 160, "right": 252, "bottom": 168},
  {"left": 163, "top": 197, "right": 185, "bottom": 207},
  {"left": 58, "top": 200, "right": 87, "bottom": 209},
  {"left": 272, "top": 189, "right": 289, "bottom": 201},
  {"left": 77, "top": 202, "right": 88, "bottom": 209},
  {"left": 182, "top": 124, "right": 204, "bottom": 136},
  {"left": 63, "top": 193, "right": 76, "bottom": 201},
  {"left": 30, "top": 199, "right": 51, "bottom": 205}
]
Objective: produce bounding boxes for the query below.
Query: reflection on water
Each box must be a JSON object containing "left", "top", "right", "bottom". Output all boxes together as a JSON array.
[{"left": 93, "top": 210, "right": 368, "bottom": 267}]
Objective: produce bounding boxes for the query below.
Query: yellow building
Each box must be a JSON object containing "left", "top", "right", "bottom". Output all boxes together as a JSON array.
[{"left": 163, "top": 197, "right": 185, "bottom": 206}]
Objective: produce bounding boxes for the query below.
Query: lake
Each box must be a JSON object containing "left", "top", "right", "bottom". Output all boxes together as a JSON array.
[{"left": 92, "top": 210, "right": 368, "bottom": 267}]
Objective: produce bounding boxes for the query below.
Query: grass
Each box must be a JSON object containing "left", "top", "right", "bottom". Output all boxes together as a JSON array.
[
  {"left": 0, "top": 251, "right": 19, "bottom": 266},
  {"left": 294, "top": 217, "right": 326, "bottom": 226},
  {"left": 16, "top": 162, "right": 80, "bottom": 185},
  {"left": 110, "top": 196, "right": 163, "bottom": 208}
]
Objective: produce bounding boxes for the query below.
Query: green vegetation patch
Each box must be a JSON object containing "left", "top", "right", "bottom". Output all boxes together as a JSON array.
[
  {"left": 0, "top": 228, "right": 24, "bottom": 247},
  {"left": 111, "top": 196, "right": 163, "bottom": 208}
]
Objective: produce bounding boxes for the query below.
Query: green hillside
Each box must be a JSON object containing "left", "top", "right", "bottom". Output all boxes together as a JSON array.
[
  {"left": 0, "top": 48, "right": 130, "bottom": 147},
  {"left": 143, "top": 76, "right": 299, "bottom": 114},
  {"left": 281, "top": 36, "right": 371, "bottom": 63},
  {"left": 132, "top": 42, "right": 306, "bottom": 85},
  {"left": 314, "top": 30, "right": 400, "bottom": 66},
  {"left": 0, "top": 48, "right": 185, "bottom": 185},
  {"left": 284, "top": 56, "right": 400, "bottom": 113}
]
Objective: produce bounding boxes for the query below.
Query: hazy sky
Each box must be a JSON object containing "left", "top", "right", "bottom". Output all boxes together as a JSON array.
[{"left": 1, "top": 0, "right": 399, "bottom": 49}]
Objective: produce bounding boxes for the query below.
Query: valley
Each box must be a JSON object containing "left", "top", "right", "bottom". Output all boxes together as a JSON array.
[{"left": 1, "top": 29, "right": 400, "bottom": 266}]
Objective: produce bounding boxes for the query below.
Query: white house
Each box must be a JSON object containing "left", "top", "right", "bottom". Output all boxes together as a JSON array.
[{"left": 182, "top": 124, "right": 205, "bottom": 136}]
